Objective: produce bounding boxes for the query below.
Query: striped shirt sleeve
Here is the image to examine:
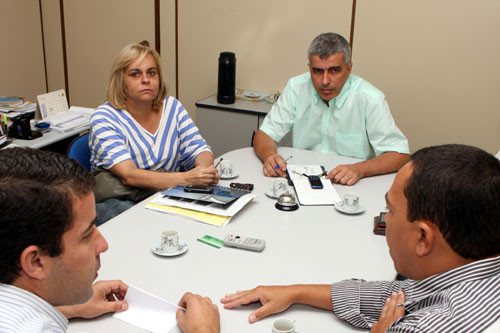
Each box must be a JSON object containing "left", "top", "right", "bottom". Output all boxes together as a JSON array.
[
  {"left": 174, "top": 101, "right": 211, "bottom": 169},
  {"left": 331, "top": 279, "right": 410, "bottom": 329},
  {"left": 89, "top": 104, "right": 132, "bottom": 170}
]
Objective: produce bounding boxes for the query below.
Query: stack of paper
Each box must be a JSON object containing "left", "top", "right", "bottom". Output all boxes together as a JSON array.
[
  {"left": 287, "top": 165, "right": 341, "bottom": 205},
  {"left": 145, "top": 191, "right": 256, "bottom": 227},
  {"left": 0, "top": 101, "right": 37, "bottom": 118},
  {"left": 43, "top": 106, "right": 93, "bottom": 132}
]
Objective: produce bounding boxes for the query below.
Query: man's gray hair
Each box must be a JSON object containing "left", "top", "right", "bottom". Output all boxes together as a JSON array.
[{"left": 307, "top": 32, "right": 351, "bottom": 65}]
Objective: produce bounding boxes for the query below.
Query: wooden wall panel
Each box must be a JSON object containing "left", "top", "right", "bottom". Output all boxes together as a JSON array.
[
  {"left": 63, "top": 0, "right": 155, "bottom": 107},
  {"left": 353, "top": 0, "right": 500, "bottom": 154},
  {"left": 0, "top": 0, "right": 46, "bottom": 102},
  {"left": 40, "top": 0, "right": 65, "bottom": 93},
  {"left": 178, "top": 0, "right": 353, "bottom": 120}
]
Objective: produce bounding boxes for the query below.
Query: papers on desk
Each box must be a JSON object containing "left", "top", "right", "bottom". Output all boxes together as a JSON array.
[
  {"left": 43, "top": 106, "right": 93, "bottom": 132},
  {"left": 287, "top": 165, "right": 341, "bottom": 205},
  {"left": 113, "top": 285, "right": 183, "bottom": 333},
  {"left": 145, "top": 190, "right": 256, "bottom": 227}
]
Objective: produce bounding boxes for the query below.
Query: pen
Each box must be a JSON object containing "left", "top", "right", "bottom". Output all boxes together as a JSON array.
[
  {"left": 292, "top": 170, "right": 308, "bottom": 177},
  {"left": 320, "top": 165, "right": 327, "bottom": 177},
  {"left": 214, "top": 158, "right": 223, "bottom": 169},
  {"left": 274, "top": 155, "right": 293, "bottom": 169}
]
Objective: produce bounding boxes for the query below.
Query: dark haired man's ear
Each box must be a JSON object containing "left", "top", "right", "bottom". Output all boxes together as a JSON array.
[
  {"left": 415, "top": 221, "right": 436, "bottom": 257},
  {"left": 19, "top": 245, "right": 50, "bottom": 281}
]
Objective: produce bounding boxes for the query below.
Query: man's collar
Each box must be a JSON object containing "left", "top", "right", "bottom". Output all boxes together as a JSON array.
[{"left": 312, "top": 75, "right": 352, "bottom": 108}]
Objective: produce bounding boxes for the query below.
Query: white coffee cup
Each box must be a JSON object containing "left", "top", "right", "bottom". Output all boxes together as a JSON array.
[
  {"left": 271, "top": 178, "right": 288, "bottom": 197},
  {"left": 220, "top": 160, "right": 233, "bottom": 177},
  {"left": 161, "top": 230, "right": 179, "bottom": 253},
  {"left": 272, "top": 318, "right": 297, "bottom": 333},
  {"left": 343, "top": 192, "right": 359, "bottom": 212}
]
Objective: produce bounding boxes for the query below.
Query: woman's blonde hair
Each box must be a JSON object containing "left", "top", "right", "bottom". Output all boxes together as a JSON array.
[{"left": 107, "top": 41, "right": 167, "bottom": 109}]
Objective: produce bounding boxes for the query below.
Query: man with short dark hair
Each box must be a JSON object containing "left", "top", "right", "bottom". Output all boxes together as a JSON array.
[
  {"left": 223, "top": 144, "right": 500, "bottom": 332},
  {"left": 254, "top": 32, "right": 409, "bottom": 185},
  {"left": 0, "top": 148, "right": 220, "bottom": 333}
]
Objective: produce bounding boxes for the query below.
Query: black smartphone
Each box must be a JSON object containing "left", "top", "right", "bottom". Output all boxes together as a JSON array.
[
  {"left": 308, "top": 175, "right": 323, "bottom": 189},
  {"left": 379, "top": 212, "right": 387, "bottom": 227},
  {"left": 183, "top": 184, "right": 214, "bottom": 194}
]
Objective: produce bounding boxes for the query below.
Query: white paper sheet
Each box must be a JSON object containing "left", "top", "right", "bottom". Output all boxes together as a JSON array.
[
  {"left": 287, "top": 165, "right": 341, "bottom": 205},
  {"left": 113, "top": 285, "right": 184, "bottom": 333},
  {"left": 151, "top": 192, "right": 256, "bottom": 217}
]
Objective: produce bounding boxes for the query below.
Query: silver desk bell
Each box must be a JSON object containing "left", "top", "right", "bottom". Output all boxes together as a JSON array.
[{"left": 275, "top": 192, "right": 299, "bottom": 211}]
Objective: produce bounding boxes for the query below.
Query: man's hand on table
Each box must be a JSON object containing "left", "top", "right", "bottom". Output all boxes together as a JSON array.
[
  {"left": 221, "top": 286, "right": 296, "bottom": 323},
  {"left": 327, "top": 163, "right": 363, "bottom": 186},
  {"left": 263, "top": 154, "right": 287, "bottom": 178},
  {"left": 177, "top": 292, "right": 220, "bottom": 333}
]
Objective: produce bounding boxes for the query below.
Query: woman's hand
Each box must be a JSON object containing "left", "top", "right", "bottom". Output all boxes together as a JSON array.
[{"left": 185, "top": 165, "right": 219, "bottom": 185}]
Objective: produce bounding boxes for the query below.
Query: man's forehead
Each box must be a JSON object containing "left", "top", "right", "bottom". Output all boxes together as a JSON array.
[
  {"left": 389, "top": 162, "right": 413, "bottom": 199},
  {"left": 310, "top": 52, "right": 345, "bottom": 64},
  {"left": 67, "top": 193, "right": 96, "bottom": 235}
]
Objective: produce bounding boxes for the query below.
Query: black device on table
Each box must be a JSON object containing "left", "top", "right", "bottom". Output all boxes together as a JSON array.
[
  {"left": 373, "top": 212, "right": 387, "bottom": 235},
  {"left": 183, "top": 184, "right": 214, "bottom": 194},
  {"left": 307, "top": 175, "right": 323, "bottom": 189},
  {"left": 8, "top": 112, "right": 42, "bottom": 140}
]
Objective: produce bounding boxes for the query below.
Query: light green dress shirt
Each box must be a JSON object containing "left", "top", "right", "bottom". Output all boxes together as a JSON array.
[{"left": 260, "top": 73, "right": 409, "bottom": 160}]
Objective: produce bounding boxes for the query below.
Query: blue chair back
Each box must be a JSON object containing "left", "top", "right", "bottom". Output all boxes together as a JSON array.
[{"left": 68, "top": 132, "right": 91, "bottom": 170}]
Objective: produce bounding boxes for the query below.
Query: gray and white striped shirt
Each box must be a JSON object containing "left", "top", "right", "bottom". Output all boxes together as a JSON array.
[
  {"left": 0, "top": 284, "right": 67, "bottom": 333},
  {"left": 331, "top": 255, "right": 500, "bottom": 332}
]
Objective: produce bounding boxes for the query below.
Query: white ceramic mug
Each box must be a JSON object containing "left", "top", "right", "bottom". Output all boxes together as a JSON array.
[
  {"left": 271, "top": 178, "right": 288, "bottom": 197},
  {"left": 343, "top": 192, "right": 359, "bottom": 212},
  {"left": 161, "top": 230, "right": 179, "bottom": 253},
  {"left": 220, "top": 160, "right": 233, "bottom": 177},
  {"left": 272, "top": 318, "right": 297, "bottom": 333}
]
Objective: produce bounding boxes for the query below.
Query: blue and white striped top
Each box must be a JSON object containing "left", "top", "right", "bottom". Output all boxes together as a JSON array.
[
  {"left": 0, "top": 284, "right": 67, "bottom": 333},
  {"left": 90, "top": 97, "right": 211, "bottom": 172}
]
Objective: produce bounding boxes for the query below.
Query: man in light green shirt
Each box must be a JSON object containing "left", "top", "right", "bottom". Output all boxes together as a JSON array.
[{"left": 254, "top": 33, "right": 410, "bottom": 185}]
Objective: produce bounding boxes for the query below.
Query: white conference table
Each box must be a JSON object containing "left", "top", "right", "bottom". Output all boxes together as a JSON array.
[{"left": 68, "top": 147, "right": 396, "bottom": 333}]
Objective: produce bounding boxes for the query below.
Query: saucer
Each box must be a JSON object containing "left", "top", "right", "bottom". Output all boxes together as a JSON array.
[
  {"left": 152, "top": 240, "right": 189, "bottom": 257},
  {"left": 334, "top": 202, "right": 365, "bottom": 215},
  {"left": 220, "top": 171, "right": 239, "bottom": 179}
]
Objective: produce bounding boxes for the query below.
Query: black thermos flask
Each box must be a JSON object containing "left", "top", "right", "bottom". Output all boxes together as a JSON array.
[{"left": 217, "top": 52, "right": 236, "bottom": 104}]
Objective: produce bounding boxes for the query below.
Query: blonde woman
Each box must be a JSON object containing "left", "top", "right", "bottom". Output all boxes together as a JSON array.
[{"left": 90, "top": 42, "right": 219, "bottom": 203}]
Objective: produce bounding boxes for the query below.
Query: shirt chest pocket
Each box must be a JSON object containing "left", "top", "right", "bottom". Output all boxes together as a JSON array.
[{"left": 335, "top": 131, "right": 366, "bottom": 159}]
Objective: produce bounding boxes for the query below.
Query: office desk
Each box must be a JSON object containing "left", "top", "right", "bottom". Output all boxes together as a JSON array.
[
  {"left": 68, "top": 147, "right": 396, "bottom": 333},
  {"left": 12, "top": 126, "right": 89, "bottom": 149}
]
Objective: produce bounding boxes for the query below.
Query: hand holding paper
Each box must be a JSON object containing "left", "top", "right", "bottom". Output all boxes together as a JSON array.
[
  {"left": 176, "top": 292, "right": 220, "bottom": 333},
  {"left": 113, "top": 285, "right": 184, "bottom": 333}
]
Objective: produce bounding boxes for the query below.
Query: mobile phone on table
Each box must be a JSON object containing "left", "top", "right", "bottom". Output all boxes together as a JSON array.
[
  {"left": 183, "top": 184, "right": 214, "bottom": 193},
  {"left": 308, "top": 175, "right": 323, "bottom": 189}
]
